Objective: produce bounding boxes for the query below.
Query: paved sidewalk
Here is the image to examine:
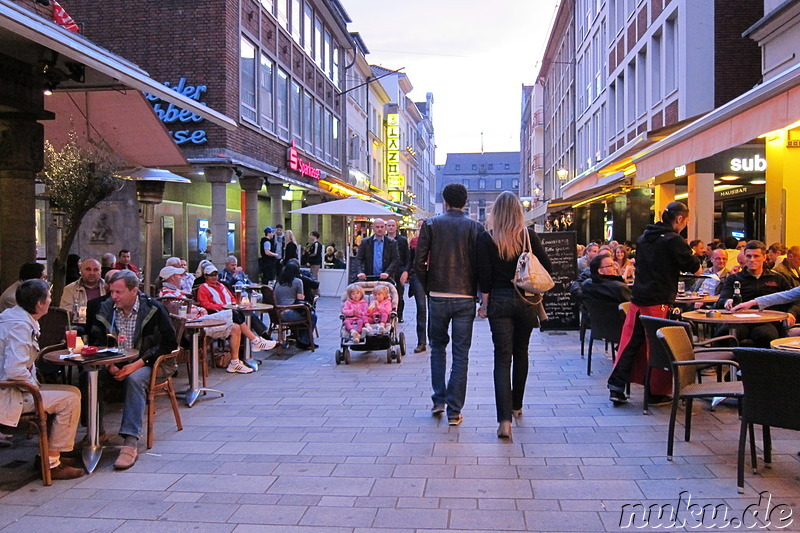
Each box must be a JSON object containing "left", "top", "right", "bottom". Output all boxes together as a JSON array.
[{"left": 1, "top": 296, "right": 799, "bottom": 532}]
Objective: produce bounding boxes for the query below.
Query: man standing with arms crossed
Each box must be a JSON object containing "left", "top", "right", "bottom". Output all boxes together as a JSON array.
[
  {"left": 607, "top": 202, "right": 701, "bottom": 404},
  {"left": 415, "top": 184, "right": 483, "bottom": 426}
]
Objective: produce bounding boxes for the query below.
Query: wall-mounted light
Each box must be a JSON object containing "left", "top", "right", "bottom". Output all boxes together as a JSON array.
[{"left": 556, "top": 168, "right": 569, "bottom": 182}]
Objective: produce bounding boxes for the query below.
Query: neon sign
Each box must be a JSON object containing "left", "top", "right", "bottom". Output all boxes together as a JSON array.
[
  {"left": 386, "top": 113, "right": 403, "bottom": 200},
  {"left": 145, "top": 77, "right": 208, "bottom": 145},
  {"left": 287, "top": 140, "right": 322, "bottom": 179}
]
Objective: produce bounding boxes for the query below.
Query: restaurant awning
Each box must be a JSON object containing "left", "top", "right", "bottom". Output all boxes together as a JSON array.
[
  {"left": 633, "top": 61, "right": 800, "bottom": 180},
  {"left": 0, "top": 0, "right": 236, "bottom": 130},
  {"left": 43, "top": 90, "right": 188, "bottom": 168}
]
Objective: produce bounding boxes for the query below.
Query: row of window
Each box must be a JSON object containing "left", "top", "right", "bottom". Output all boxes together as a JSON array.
[
  {"left": 453, "top": 163, "right": 512, "bottom": 171},
  {"left": 260, "top": 0, "right": 340, "bottom": 87},
  {"left": 460, "top": 178, "right": 520, "bottom": 189},
  {"left": 240, "top": 36, "right": 340, "bottom": 168}
]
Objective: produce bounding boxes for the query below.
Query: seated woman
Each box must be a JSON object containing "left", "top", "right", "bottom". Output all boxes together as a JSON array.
[
  {"left": 324, "top": 246, "right": 336, "bottom": 268},
  {"left": 275, "top": 259, "right": 318, "bottom": 350},
  {"left": 196, "top": 264, "right": 275, "bottom": 373}
]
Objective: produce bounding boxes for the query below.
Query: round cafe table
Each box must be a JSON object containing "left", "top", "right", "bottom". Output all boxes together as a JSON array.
[
  {"left": 675, "top": 294, "right": 720, "bottom": 305},
  {"left": 770, "top": 337, "right": 800, "bottom": 352},
  {"left": 44, "top": 348, "right": 138, "bottom": 473},
  {"left": 681, "top": 309, "right": 789, "bottom": 340},
  {"left": 223, "top": 303, "right": 274, "bottom": 371},
  {"left": 181, "top": 316, "right": 226, "bottom": 407}
]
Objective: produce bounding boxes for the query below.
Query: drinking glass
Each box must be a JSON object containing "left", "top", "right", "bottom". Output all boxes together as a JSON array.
[{"left": 65, "top": 328, "right": 78, "bottom": 352}]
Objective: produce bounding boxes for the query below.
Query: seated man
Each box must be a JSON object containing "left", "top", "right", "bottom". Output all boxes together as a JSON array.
[
  {"left": 695, "top": 248, "right": 729, "bottom": 295},
  {"left": 0, "top": 262, "right": 47, "bottom": 312},
  {"left": 60, "top": 258, "right": 105, "bottom": 328},
  {"left": 0, "top": 280, "right": 84, "bottom": 480},
  {"left": 716, "top": 240, "right": 800, "bottom": 347},
  {"left": 89, "top": 270, "right": 177, "bottom": 469},
  {"left": 218, "top": 255, "right": 251, "bottom": 289},
  {"left": 581, "top": 254, "right": 631, "bottom": 306},
  {"left": 773, "top": 246, "right": 800, "bottom": 288}
]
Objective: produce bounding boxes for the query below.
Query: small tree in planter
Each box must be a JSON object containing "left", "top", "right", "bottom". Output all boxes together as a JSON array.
[{"left": 40, "top": 132, "right": 125, "bottom": 303}]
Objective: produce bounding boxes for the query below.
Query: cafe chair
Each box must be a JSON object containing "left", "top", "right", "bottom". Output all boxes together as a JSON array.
[
  {"left": 732, "top": 348, "right": 800, "bottom": 494},
  {"left": 582, "top": 299, "right": 626, "bottom": 376},
  {"left": 38, "top": 306, "right": 70, "bottom": 349},
  {"left": 640, "top": 316, "right": 737, "bottom": 414},
  {"left": 261, "top": 286, "right": 315, "bottom": 353},
  {"left": 34, "top": 342, "right": 69, "bottom": 385},
  {"left": 156, "top": 296, "right": 195, "bottom": 316},
  {"left": 146, "top": 348, "right": 183, "bottom": 449},
  {"left": 656, "top": 326, "right": 743, "bottom": 461},
  {"left": 0, "top": 380, "right": 52, "bottom": 485}
]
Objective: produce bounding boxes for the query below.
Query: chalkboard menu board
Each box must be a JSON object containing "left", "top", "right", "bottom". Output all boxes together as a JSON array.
[{"left": 539, "top": 231, "right": 580, "bottom": 330}]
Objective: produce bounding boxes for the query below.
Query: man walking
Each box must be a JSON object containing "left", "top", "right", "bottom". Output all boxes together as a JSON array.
[
  {"left": 355, "top": 218, "right": 400, "bottom": 282},
  {"left": 607, "top": 202, "right": 701, "bottom": 405},
  {"left": 386, "top": 219, "right": 409, "bottom": 322},
  {"left": 415, "top": 184, "right": 483, "bottom": 425}
]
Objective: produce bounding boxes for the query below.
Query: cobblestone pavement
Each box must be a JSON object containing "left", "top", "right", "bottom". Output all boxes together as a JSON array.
[{"left": 1, "top": 296, "right": 799, "bottom": 532}]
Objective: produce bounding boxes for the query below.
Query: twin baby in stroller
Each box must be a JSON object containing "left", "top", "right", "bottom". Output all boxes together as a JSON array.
[{"left": 341, "top": 282, "right": 393, "bottom": 341}]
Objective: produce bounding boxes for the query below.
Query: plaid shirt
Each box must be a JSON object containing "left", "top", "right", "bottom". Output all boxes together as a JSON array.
[{"left": 113, "top": 299, "right": 139, "bottom": 350}]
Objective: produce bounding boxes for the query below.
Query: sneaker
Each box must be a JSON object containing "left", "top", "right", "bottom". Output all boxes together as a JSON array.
[
  {"left": 609, "top": 390, "right": 628, "bottom": 404},
  {"left": 227, "top": 360, "right": 254, "bottom": 374},
  {"left": 431, "top": 403, "right": 445, "bottom": 415},
  {"left": 448, "top": 413, "right": 463, "bottom": 426},
  {"left": 50, "top": 462, "right": 85, "bottom": 480},
  {"left": 251, "top": 337, "right": 277, "bottom": 352}
]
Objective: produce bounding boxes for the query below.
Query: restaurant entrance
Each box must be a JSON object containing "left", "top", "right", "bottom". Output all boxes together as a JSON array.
[{"left": 714, "top": 187, "right": 765, "bottom": 242}]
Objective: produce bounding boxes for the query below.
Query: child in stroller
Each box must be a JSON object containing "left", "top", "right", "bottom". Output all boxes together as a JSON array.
[
  {"left": 364, "top": 285, "right": 392, "bottom": 334},
  {"left": 342, "top": 285, "right": 368, "bottom": 342}
]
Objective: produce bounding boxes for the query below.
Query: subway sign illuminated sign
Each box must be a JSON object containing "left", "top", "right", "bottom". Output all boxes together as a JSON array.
[
  {"left": 386, "top": 113, "right": 403, "bottom": 201},
  {"left": 287, "top": 140, "right": 322, "bottom": 179}
]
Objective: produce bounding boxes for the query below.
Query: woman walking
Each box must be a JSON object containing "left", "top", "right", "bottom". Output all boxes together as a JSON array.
[{"left": 477, "top": 192, "right": 552, "bottom": 439}]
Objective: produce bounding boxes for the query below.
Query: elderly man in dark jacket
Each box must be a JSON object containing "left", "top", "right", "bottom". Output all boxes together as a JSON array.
[
  {"left": 89, "top": 270, "right": 176, "bottom": 470},
  {"left": 354, "top": 218, "right": 400, "bottom": 282},
  {"left": 415, "top": 183, "right": 484, "bottom": 426},
  {"left": 582, "top": 254, "right": 631, "bottom": 306}
]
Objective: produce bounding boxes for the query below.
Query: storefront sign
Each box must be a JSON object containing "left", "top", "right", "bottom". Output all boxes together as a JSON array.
[
  {"left": 145, "top": 77, "right": 208, "bottom": 145},
  {"left": 674, "top": 165, "right": 687, "bottom": 178},
  {"left": 287, "top": 140, "right": 322, "bottom": 179},
  {"left": 386, "top": 113, "right": 403, "bottom": 195},
  {"left": 696, "top": 146, "right": 766, "bottom": 174},
  {"left": 730, "top": 155, "right": 767, "bottom": 172}
]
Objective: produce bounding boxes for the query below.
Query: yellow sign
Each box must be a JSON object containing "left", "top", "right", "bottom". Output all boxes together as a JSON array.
[{"left": 386, "top": 113, "right": 404, "bottom": 193}]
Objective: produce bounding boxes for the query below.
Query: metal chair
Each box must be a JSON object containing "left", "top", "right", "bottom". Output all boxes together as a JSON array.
[
  {"left": 145, "top": 348, "right": 183, "bottom": 449},
  {"left": 733, "top": 347, "right": 800, "bottom": 494},
  {"left": 640, "top": 316, "right": 736, "bottom": 414},
  {"left": 582, "top": 299, "right": 626, "bottom": 376},
  {"left": 0, "top": 381, "right": 51, "bottom": 485},
  {"left": 656, "top": 326, "right": 744, "bottom": 461}
]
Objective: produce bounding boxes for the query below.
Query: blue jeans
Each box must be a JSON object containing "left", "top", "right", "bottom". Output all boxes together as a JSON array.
[
  {"left": 487, "top": 289, "right": 537, "bottom": 422},
  {"left": 281, "top": 309, "right": 317, "bottom": 345},
  {"left": 92, "top": 365, "right": 152, "bottom": 439},
  {"left": 428, "top": 296, "right": 476, "bottom": 417},
  {"left": 409, "top": 275, "right": 427, "bottom": 346}
]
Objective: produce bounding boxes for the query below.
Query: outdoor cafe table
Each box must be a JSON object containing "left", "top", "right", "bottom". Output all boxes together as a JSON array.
[
  {"left": 182, "top": 315, "right": 226, "bottom": 407},
  {"left": 770, "top": 337, "right": 800, "bottom": 352},
  {"left": 43, "top": 348, "right": 138, "bottom": 473},
  {"left": 675, "top": 294, "right": 720, "bottom": 305},
  {"left": 681, "top": 309, "right": 789, "bottom": 340},
  {"left": 222, "top": 303, "right": 273, "bottom": 371}
]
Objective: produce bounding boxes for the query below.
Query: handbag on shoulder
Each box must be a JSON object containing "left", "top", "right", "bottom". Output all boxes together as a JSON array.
[{"left": 513, "top": 229, "right": 554, "bottom": 294}]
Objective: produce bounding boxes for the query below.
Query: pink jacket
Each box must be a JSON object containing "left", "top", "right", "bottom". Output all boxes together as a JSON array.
[
  {"left": 342, "top": 299, "right": 368, "bottom": 318},
  {"left": 367, "top": 298, "right": 392, "bottom": 316}
]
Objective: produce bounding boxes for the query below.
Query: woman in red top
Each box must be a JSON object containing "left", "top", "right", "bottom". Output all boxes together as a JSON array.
[{"left": 196, "top": 264, "right": 275, "bottom": 374}]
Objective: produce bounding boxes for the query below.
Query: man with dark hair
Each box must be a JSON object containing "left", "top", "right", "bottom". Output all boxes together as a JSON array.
[
  {"left": 0, "top": 262, "right": 47, "bottom": 312},
  {"left": 114, "top": 249, "right": 140, "bottom": 275},
  {"left": 0, "top": 280, "right": 84, "bottom": 480},
  {"left": 773, "top": 245, "right": 800, "bottom": 288},
  {"left": 415, "top": 183, "right": 483, "bottom": 426},
  {"left": 89, "top": 270, "right": 177, "bottom": 469},
  {"left": 386, "top": 219, "right": 409, "bottom": 322},
  {"left": 274, "top": 224, "right": 285, "bottom": 277},
  {"left": 260, "top": 227, "right": 278, "bottom": 283},
  {"left": 582, "top": 254, "right": 631, "bottom": 306},
  {"left": 305, "top": 231, "right": 323, "bottom": 280},
  {"left": 715, "top": 240, "right": 800, "bottom": 346},
  {"left": 689, "top": 239, "right": 707, "bottom": 269},
  {"left": 607, "top": 201, "right": 702, "bottom": 405}
]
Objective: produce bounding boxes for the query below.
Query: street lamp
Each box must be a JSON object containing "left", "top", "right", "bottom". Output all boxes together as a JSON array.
[
  {"left": 556, "top": 168, "right": 569, "bottom": 183},
  {"left": 125, "top": 168, "right": 190, "bottom": 293}
]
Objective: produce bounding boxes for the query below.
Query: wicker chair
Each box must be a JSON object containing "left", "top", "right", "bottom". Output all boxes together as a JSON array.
[
  {"left": 656, "top": 326, "right": 743, "bottom": 460},
  {"left": 261, "top": 285, "right": 315, "bottom": 353},
  {"left": 145, "top": 349, "right": 183, "bottom": 449},
  {"left": 733, "top": 347, "right": 800, "bottom": 494},
  {"left": 0, "top": 381, "right": 51, "bottom": 485}
]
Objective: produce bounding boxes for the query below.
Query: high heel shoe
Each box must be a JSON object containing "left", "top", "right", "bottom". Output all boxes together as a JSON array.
[{"left": 497, "top": 421, "right": 512, "bottom": 439}]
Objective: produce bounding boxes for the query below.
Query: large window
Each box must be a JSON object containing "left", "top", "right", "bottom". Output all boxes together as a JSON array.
[
  {"left": 276, "top": 68, "right": 289, "bottom": 139},
  {"left": 665, "top": 17, "right": 677, "bottom": 94},
  {"left": 303, "top": 3, "right": 313, "bottom": 56},
  {"left": 314, "top": 16, "right": 323, "bottom": 69},
  {"left": 261, "top": 0, "right": 273, "bottom": 12},
  {"left": 332, "top": 116, "right": 339, "bottom": 166},
  {"left": 332, "top": 46, "right": 340, "bottom": 88},
  {"left": 324, "top": 109, "right": 332, "bottom": 162},
  {"left": 323, "top": 30, "right": 331, "bottom": 78},
  {"left": 291, "top": 0, "right": 301, "bottom": 43},
  {"left": 314, "top": 101, "right": 323, "bottom": 158},
  {"left": 291, "top": 81, "right": 302, "bottom": 143},
  {"left": 303, "top": 92, "right": 313, "bottom": 152},
  {"left": 240, "top": 38, "right": 257, "bottom": 122},
  {"left": 259, "top": 54, "right": 274, "bottom": 132},
  {"left": 277, "top": 0, "right": 288, "bottom": 31}
]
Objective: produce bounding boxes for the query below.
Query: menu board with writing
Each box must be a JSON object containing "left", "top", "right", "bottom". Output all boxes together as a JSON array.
[{"left": 539, "top": 231, "right": 579, "bottom": 330}]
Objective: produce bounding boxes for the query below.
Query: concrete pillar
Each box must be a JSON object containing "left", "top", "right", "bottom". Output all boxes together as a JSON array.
[
  {"left": 765, "top": 132, "right": 800, "bottom": 245},
  {"left": 687, "top": 172, "right": 714, "bottom": 243},
  {"left": 239, "top": 176, "right": 264, "bottom": 280},
  {"left": 654, "top": 183, "right": 676, "bottom": 218},
  {"left": 290, "top": 189, "right": 305, "bottom": 243},
  {"left": 589, "top": 203, "right": 605, "bottom": 241},
  {"left": 204, "top": 167, "right": 233, "bottom": 268},
  {"left": 628, "top": 189, "right": 654, "bottom": 242},
  {"left": 0, "top": 117, "right": 42, "bottom": 289},
  {"left": 267, "top": 183, "right": 285, "bottom": 227}
]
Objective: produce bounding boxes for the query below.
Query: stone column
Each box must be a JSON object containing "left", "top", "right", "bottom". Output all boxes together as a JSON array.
[
  {"left": 239, "top": 176, "right": 264, "bottom": 280},
  {"left": 290, "top": 189, "right": 306, "bottom": 244},
  {"left": 0, "top": 117, "right": 42, "bottom": 289},
  {"left": 653, "top": 183, "right": 676, "bottom": 217},
  {"left": 267, "top": 183, "right": 285, "bottom": 227},
  {"left": 204, "top": 167, "right": 233, "bottom": 268},
  {"left": 687, "top": 172, "right": 714, "bottom": 243}
]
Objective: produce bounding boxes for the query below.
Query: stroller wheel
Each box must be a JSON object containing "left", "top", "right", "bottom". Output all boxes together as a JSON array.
[
  {"left": 394, "top": 349, "right": 401, "bottom": 364},
  {"left": 343, "top": 347, "right": 351, "bottom": 365},
  {"left": 335, "top": 349, "right": 342, "bottom": 365},
  {"left": 399, "top": 332, "right": 406, "bottom": 356},
  {"left": 386, "top": 348, "right": 393, "bottom": 364}
]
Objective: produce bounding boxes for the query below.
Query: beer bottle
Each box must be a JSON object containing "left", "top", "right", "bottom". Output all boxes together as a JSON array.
[{"left": 732, "top": 281, "right": 742, "bottom": 307}]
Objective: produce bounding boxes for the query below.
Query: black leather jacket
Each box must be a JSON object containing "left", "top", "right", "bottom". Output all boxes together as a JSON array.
[{"left": 415, "top": 209, "right": 484, "bottom": 296}]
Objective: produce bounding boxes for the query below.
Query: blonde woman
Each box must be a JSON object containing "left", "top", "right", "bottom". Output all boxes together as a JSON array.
[
  {"left": 477, "top": 192, "right": 552, "bottom": 439},
  {"left": 281, "top": 230, "right": 300, "bottom": 266}
]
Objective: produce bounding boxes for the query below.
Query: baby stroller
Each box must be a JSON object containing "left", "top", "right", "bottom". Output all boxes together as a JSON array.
[{"left": 335, "top": 278, "right": 406, "bottom": 365}]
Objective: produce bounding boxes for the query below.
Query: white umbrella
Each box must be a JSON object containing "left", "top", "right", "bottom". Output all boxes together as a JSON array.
[{"left": 289, "top": 196, "right": 395, "bottom": 216}]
